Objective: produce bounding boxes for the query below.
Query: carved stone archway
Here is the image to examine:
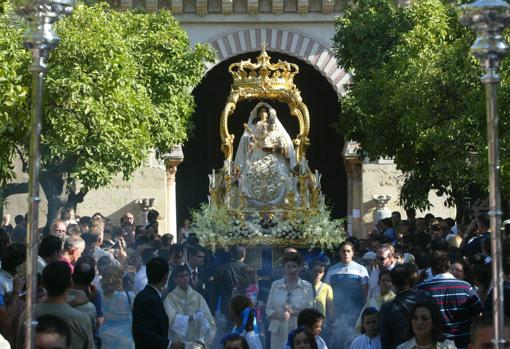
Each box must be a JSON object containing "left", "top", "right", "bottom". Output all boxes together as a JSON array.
[{"left": 207, "top": 28, "right": 351, "bottom": 96}]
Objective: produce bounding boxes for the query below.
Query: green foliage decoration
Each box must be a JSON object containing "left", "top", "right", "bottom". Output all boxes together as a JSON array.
[{"left": 191, "top": 203, "right": 346, "bottom": 251}]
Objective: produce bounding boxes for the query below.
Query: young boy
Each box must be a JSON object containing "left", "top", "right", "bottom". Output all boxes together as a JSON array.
[
  {"left": 365, "top": 270, "right": 395, "bottom": 309},
  {"left": 350, "top": 307, "right": 380, "bottom": 349},
  {"left": 355, "top": 269, "right": 395, "bottom": 332},
  {"left": 297, "top": 308, "right": 328, "bottom": 349},
  {"left": 35, "top": 315, "right": 72, "bottom": 349},
  {"left": 222, "top": 334, "right": 249, "bottom": 349}
]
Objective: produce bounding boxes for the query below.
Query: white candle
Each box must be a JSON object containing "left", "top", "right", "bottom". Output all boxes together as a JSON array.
[
  {"left": 315, "top": 170, "right": 322, "bottom": 189},
  {"left": 212, "top": 169, "right": 216, "bottom": 188},
  {"left": 208, "top": 174, "right": 213, "bottom": 189},
  {"left": 239, "top": 176, "right": 245, "bottom": 193},
  {"left": 224, "top": 160, "right": 231, "bottom": 176},
  {"left": 301, "top": 159, "right": 308, "bottom": 175}
]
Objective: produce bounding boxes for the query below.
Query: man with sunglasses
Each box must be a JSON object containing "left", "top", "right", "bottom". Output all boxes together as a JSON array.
[{"left": 367, "top": 244, "right": 396, "bottom": 299}]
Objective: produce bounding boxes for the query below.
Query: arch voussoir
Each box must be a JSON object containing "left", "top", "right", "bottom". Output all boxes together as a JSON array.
[{"left": 208, "top": 28, "right": 350, "bottom": 96}]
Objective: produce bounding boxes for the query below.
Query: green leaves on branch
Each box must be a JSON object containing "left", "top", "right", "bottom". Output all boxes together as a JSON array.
[
  {"left": 0, "top": 13, "right": 29, "bottom": 186},
  {"left": 0, "top": 3, "right": 214, "bottom": 195},
  {"left": 334, "top": 0, "right": 510, "bottom": 210}
]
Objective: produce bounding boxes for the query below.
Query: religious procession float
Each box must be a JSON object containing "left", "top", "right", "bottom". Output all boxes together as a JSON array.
[{"left": 191, "top": 46, "right": 345, "bottom": 250}]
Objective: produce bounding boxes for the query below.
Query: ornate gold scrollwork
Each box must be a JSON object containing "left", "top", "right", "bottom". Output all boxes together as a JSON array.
[{"left": 219, "top": 44, "right": 311, "bottom": 162}]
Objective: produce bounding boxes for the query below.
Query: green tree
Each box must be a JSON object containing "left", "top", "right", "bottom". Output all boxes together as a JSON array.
[
  {"left": 333, "top": 0, "right": 510, "bottom": 217},
  {"left": 0, "top": 11, "right": 30, "bottom": 212},
  {"left": 0, "top": 3, "right": 214, "bottom": 223}
]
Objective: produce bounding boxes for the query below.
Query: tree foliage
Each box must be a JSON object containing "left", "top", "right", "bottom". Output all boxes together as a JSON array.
[
  {"left": 0, "top": 12, "right": 30, "bottom": 186},
  {"left": 0, "top": 3, "right": 214, "bottom": 222},
  {"left": 333, "top": 0, "right": 510, "bottom": 211}
]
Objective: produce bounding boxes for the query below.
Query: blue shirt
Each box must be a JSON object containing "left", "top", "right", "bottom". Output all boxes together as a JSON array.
[{"left": 383, "top": 228, "right": 396, "bottom": 243}]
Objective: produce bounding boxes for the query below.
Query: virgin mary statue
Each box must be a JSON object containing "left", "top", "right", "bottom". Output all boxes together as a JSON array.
[{"left": 234, "top": 102, "right": 297, "bottom": 207}]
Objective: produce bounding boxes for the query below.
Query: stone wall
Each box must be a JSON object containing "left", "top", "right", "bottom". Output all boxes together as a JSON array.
[
  {"left": 359, "top": 162, "right": 456, "bottom": 236},
  {"left": 76, "top": 165, "right": 167, "bottom": 230},
  {"left": 3, "top": 154, "right": 168, "bottom": 231}
]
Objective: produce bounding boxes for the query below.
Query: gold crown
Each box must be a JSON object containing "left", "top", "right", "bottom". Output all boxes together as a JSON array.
[{"left": 228, "top": 44, "right": 299, "bottom": 95}]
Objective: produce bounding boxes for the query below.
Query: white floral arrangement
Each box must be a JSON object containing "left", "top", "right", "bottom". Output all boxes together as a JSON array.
[{"left": 190, "top": 202, "right": 346, "bottom": 251}]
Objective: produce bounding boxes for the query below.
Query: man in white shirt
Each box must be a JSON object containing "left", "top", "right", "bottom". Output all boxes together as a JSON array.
[{"left": 134, "top": 248, "right": 156, "bottom": 294}]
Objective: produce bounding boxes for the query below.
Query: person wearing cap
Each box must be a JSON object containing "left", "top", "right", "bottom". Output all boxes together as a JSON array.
[{"left": 361, "top": 251, "right": 377, "bottom": 274}]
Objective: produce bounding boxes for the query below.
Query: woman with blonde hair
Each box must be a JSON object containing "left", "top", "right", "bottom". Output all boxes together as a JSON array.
[{"left": 100, "top": 265, "right": 135, "bottom": 349}]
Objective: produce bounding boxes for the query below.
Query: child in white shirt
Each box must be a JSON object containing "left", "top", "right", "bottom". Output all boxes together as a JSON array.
[{"left": 351, "top": 307, "right": 381, "bottom": 349}]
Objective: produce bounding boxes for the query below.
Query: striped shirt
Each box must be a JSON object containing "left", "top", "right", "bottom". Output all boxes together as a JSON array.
[{"left": 417, "top": 273, "right": 483, "bottom": 348}]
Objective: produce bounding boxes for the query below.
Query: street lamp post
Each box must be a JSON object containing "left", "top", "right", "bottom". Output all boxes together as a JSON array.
[
  {"left": 12, "top": 0, "right": 74, "bottom": 347},
  {"left": 458, "top": 1, "right": 510, "bottom": 348}
]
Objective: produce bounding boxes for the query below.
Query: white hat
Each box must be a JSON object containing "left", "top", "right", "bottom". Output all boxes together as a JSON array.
[{"left": 362, "top": 251, "right": 377, "bottom": 260}]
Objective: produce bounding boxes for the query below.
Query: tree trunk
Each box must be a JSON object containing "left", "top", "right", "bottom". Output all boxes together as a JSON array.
[
  {"left": 39, "top": 171, "right": 89, "bottom": 226},
  {"left": 65, "top": 191, "right": 86, "bottom": 212},
  {"left": 0, "top": 182, "right": 30, "bottom": 218},
  {"left": 40, "top": 172, "right": 66, "bottom": 226},
  {"left": 454, "top": 195, "right": 465, "bottom": 225}
]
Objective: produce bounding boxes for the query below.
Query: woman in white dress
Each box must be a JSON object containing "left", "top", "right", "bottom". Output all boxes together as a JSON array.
[{"left": 266, "top": 252, "right": 314, "bottom": 349}]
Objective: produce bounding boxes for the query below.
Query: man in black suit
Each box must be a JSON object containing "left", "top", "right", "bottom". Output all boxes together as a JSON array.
[
  {"left": 211, "top": 245, "right": 246, "bottom": 318},
  {"left": 185, "top": 245, "right": 210, "bottom": 302},
  {"left": 132, "top": 257, "right": 183, "bottom": 349}
]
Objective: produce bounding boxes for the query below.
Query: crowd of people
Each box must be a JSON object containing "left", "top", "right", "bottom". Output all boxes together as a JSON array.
[{"left": 0, "top": 207, "right": 509, "bottom": 349}]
